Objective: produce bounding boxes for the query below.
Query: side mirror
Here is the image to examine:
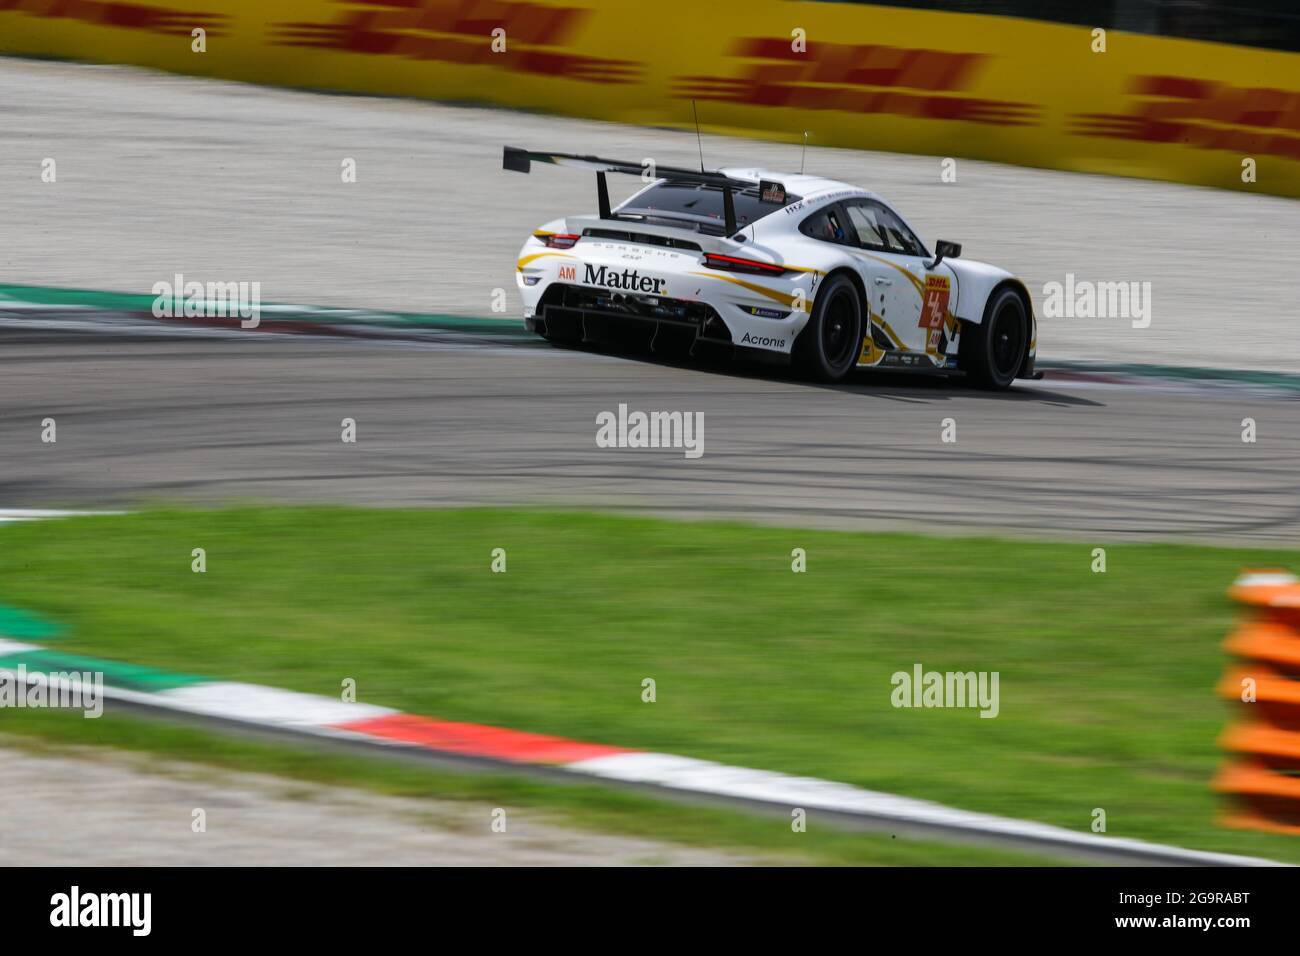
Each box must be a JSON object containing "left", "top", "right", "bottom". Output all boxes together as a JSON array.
[{"left": 927, "top": 240, "right": 961, "bottom": 270}]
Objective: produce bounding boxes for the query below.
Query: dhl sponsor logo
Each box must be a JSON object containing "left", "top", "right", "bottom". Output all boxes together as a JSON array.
[
  {"left": 673, "top": 38, "right": 1039, "bottom": 127},
  {"left": 1071, "top": 75, "right": 1300, "bottom": 160},
  {"left": 3, "top": 0, "right": 1297, "bottom": 198},
  {"left": 271, "top": 0, "right": 640, "bottom": 83},
  {"left": 0, "top": 0, "right": 229, "bottom": 36}
]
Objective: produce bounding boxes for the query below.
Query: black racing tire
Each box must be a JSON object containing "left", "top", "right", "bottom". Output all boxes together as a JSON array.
[
  {"left": 959, "top": 287, "right": 1028, "bottom": 390},
  {"left": 794, "top": 274, "right": 864, "bottom": 382}
]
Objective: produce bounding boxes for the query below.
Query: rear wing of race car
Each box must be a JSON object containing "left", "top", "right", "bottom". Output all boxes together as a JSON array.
[{"left": 502, "top": 146, "right": 748, "bottom": 236}]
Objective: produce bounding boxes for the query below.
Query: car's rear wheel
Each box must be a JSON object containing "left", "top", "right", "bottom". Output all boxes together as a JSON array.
[
  {"left": 795, "top": 274, "right": 863, "bottom": 382},
  {"left": 959, "top": 287, "right": 1027, "bottom": 390}
]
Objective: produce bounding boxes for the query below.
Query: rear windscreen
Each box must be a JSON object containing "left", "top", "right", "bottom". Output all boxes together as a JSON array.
[{"left": 617, "top": 181, "right": 800, "bottom": 235}]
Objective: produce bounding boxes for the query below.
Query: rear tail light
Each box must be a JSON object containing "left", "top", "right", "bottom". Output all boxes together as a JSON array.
[
  {"left": 536, "top": 232, "right": 581, "bottom": 249},
  {"left": 702, "top": 253, "right": 787, "bottom": 276}
]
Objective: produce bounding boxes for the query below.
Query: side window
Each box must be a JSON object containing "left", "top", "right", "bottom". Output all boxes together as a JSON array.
[
  {"left": 844, "top": 200, "right": 926, "bottom": 258},
  {"left": 844, "top": 203, "right": 888, "bottom": 252},
  {"left": 798, "top": 207, "right": 850, "bottom": 245}
]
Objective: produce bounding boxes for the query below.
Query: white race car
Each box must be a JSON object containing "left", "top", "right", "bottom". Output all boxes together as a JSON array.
[{"left": 505, "top": 147, "right": 1038, "bottom": 389}]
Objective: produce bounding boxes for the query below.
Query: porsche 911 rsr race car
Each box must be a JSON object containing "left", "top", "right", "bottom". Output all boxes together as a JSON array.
[{"left": 504, "top": 147, "right": 1038, "bottom": 389}]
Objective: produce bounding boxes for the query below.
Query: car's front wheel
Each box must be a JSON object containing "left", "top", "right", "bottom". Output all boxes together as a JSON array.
[
  {"left": 959, "top": 287, "right": 1027, "bottom": 390},
  {"left": 795, "top": 274, "right": 863, "bottom": 382}
]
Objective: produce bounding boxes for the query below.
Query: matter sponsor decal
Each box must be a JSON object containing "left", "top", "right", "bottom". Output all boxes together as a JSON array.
[{"left": 583, "top": 263, "right": 667, "bottom": 294}]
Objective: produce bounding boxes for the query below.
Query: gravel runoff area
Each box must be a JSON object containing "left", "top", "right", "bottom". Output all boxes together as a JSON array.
[
  {"left": 1, "top": 57, "right": 1297, "bottom": 373},
  {"left": 0, "top": 739, "right": 752, "bottom": 866}
]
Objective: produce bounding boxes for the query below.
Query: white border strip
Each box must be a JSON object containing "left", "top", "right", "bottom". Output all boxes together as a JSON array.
[
  {"left": 0, "top": 509, "right": 126, "bottom": 524},
  {"left": 2, "top": 663, "right": 1272, "bottom": 867},
  {"left": 567, "top": 752, "right": 1285, "bottom": 866}
]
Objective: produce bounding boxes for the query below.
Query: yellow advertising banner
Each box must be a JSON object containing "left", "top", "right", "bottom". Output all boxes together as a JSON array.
[{"left": 2, "top": 0, "right": 1297, "bottom": 196}]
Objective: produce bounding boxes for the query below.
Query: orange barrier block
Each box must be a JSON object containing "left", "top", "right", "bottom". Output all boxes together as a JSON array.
[
  {"left": 1224, "top": 621, "right": 1300, "bottom": 670},
  {"left": 1214, "top": 761, "right": 1300, "bottom": 834},
  {"left": 1217, "top": 571, "right": 1300, "bottom": 834},
  {"left": 1220, "top": 721, "right": 1300, "bottom": 773}
]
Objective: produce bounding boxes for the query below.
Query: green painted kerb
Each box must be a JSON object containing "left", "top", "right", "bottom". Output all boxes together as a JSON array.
[
  {"left": 0, "top": 602, "right": 204, "bottom": 691},
  {"left": 0, "top": 283, "right": 531, "bottom": 337},
  {"left": 0, "top": 648, "right": 205, "bottom": 693},
  {"left": 0, "top": 605, "right": 62, "bottom": 640},
  {"left": 5, "top": 282, "right": 1300, "bottom": 389},
  {"left": 1043, "top": 359, "right": 1300, "bottom": 394}
]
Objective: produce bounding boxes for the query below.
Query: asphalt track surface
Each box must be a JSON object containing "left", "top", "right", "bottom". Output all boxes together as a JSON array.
[
  {"left": 3, "top": 325, "right": 1296, "bottom": 546},
  {"left": 2, "top": 57, "right": 1299, "bottom": 373}
]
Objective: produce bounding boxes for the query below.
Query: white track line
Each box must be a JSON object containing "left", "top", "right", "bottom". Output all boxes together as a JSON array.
[{"left": 0, "top": 509, "right": 126, "bottom": 524}]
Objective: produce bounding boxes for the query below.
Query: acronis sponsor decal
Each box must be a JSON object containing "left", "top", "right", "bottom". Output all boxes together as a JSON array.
[{"left": 740, "top": 332, "right": 788, "bottom": 349}]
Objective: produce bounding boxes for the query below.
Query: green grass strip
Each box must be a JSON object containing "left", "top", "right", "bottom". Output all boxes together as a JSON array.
[{"left": 0, "top": 506, "right": 1294, "bottom": 863}]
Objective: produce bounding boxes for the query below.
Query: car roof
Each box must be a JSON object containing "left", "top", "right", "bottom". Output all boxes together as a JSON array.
[{"left": 717, "top": 167, "right": 878, "bottom": 204}]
